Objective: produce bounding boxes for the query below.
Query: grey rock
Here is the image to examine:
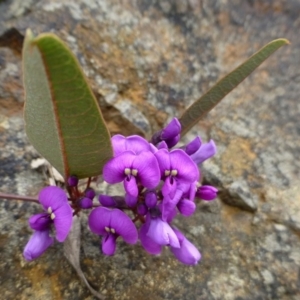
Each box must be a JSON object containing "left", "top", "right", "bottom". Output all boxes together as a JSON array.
[{"left": 223, "top": 180, "right": 258, "bottom": 212}]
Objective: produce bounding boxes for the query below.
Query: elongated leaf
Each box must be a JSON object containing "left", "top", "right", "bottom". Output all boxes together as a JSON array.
[
  {"left": 179, "top": 38, "right": 289, "bottom": 136},
  {"left": 23, "top": 29, "right": 113, "bottom": 179}
]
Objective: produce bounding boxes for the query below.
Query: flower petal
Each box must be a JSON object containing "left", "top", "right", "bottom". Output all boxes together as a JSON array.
[
  {"left": 177, "top": 199, "right": 196, "bottom": 216},
  {"left": 162, "top": 189, "right": 183, "bottom": 221},
  {"left": 139, "top": 223, "right": 162, "bottom": 255},
  {"left": 110, "top": 209, "right": 138, "bottom": 244},
  {"left": 162, "top": 176, "right": 177, "bottom": 198},
  {"left": 184, "top": 136, "right": 202, "bottom": 155},
  {"left": 29, "top": 213, "right": 51, "bottom": 231},
  {"left": 171, "top": 229, "right": 201, "bottom": 265},
  {"left": 112, "top": 134, "right": 150, "bottom": 156},
  {"left": 88, "top": 207, "right": 112, "bottom": 236},
  {"left": 149, "top": 143, "right": 158, "bottom": 153},
  {"left": 161, "top": 118, "right": 181, "bottom": 140},
  {"left": 177, "top": 181, "right": 192, "bottom": 195},
  {"left": 165, "top": 134, "right": 180, "bottom": 148},
  {"left": 170, "top": 149, "right": 199, "bottom": 182},
  {"left": 133, "top": 151, "right": 160, "bottom": 189},
  {"left": 190, "top": 140, "right": 217, "bottom": 164},
  {"left": 125, "top": 193, "right": 138, "bottom": 207},
  {"left": 165, "top": 207, "right": 177, "bottom": 223},
  {"left": 147, "top": 218, "right": 180, "bottom": 248},
  {"left": 187, "top": 181, "right": 197, "bottom": 202},
  {"left": 102, "top": 233, "right": 117, "bottom": 256},
  {"left": 103, "top": 151, "right": 135, "bottom": 184},
  {"left": 154, "top": 149, "right": 171, "bottom": 178},
  {"left": 157, "top": 141, "right": 168, "bottom": 150},
  {"left": 53, "top": 203, "right": 73, "bottom": 242},
  {"left": 124, "top": 176, "right": 138, "bottom": 197},
  {"left": 111, "top": 134, "right": 127, "bottom": 156},
  {"left": 23, "top": 230, "right": 54, "bottom": 261},
  {"left": 126, "top": 135, "right": 151, "bottom": 154},
  {"left": 39, "top": 186, "right": 69, "bottom": 211}
]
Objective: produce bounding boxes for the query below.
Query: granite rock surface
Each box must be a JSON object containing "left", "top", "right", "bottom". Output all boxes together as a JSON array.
[{"left": 0, "top": 0, "right": 300, "bottom": 299}]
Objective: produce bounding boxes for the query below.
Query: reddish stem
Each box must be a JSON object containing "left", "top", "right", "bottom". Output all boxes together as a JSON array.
[
  {"left": 0, "top": 192, "right": 39, "bottom": 203},
  {"left": 86, "top": 177, "right": 92, "bottom": 189}
]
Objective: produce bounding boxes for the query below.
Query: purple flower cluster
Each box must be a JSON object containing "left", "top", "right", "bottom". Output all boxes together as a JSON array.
[
  {"left": 90, "top": 118, "right": 217, "bottom": 265},
  {"left": 23, "top": 118, "right": 217, "bottom": 265}
]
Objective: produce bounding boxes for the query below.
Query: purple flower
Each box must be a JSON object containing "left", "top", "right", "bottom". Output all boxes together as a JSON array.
[
  {"left": 170, "top": 229, "right": 201, "bottom": 265},
  {"left": 155, "top": 149, "right": 199, "bottom": 191},
  {"left": 162, "top": 182, "right": 197, "bottom": 220},
  {"left": 176, "top": 181, "right": 197, "bottom": 216},
  {"left": 103, "top": 150, "right": 160, "bottom": 198},
  {"left": 140, "top": 212, "right": 180, "bottom": 255},
  {"left": 88, "top": 207, "right": 138, "bottom": 256},
  {"left": 23, "top": 230, "right": 54, "bottom": 261},
  {"left": 23, "top": 186, "right": 73, "bottom": 261},
  {"left": 155, "top": 149, "right": 199, "bottom": 220},
  {"left": 151, "top": 118, "right": 181, "bottom": 148},
  {"left": 190, "top": 139, "right": 217, "bottom": 165},
  {"left": 37, "top": 187, "right": 73, "bottom": 242},
  {"left": 139, "top": 218, "right": 162, "bottom": 255},
  {"left": 196, "top": 185, "right": 218, "bottom": 201},
  {"left": 146, "top": 215, "right": 180, "bottom": 248},
  {"left": 112, "top": 134, "right": 151, "bottom": 156}
]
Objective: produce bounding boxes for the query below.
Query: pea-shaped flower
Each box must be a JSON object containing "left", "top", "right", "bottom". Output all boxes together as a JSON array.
[
  {"left": 103, "top": 150, "right": 160, "bottom": 205},
  {"left": 88, "top": 207, "right": 138, "bottom": 255},
  {"left": 23, "top": 186, "right": 73, "bottom": 261},
  {"left": 170, "top": 229, "right": 201, "bottom": 265}
]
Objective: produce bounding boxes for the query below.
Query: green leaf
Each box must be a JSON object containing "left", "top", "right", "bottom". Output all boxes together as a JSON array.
[
  {"left": 179, "top": 38, "right": 290, "bottom": 136},
  {"left": 23, "top": 29, "right": 113, "bottom": 179}
]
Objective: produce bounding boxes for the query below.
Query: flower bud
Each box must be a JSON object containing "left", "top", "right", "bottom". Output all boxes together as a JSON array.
[
  {"left": 151, "top": 118, "right": 181, "bottom": 148},
  {"left": 84, "top": 188, "right": 95, "bottom": 200},
  {"left": 99, "top": 195, "right": 116, "bottom": 207},
  {"left": 145, "top": 191, "right": 157, "bottom": 208},
  {"left": 67, "top": 175, "right": 78, "bottom": 187},
  {"left": 196, "top": 185, "right": 218, "bottom": 201},
  {"left": 79, "top": 197, "right": 93, "bottom": 209},
  {"left": 137, "top": 203, "right": 148, "bottom": 216}
]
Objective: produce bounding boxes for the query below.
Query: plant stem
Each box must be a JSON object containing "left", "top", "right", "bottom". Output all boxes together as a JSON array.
[
  {"left": 86, "top": 177, "right": 91, "bottom": 189},
  {"left": 0, "top": 192, "right": 39, "bottom": 203}
]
